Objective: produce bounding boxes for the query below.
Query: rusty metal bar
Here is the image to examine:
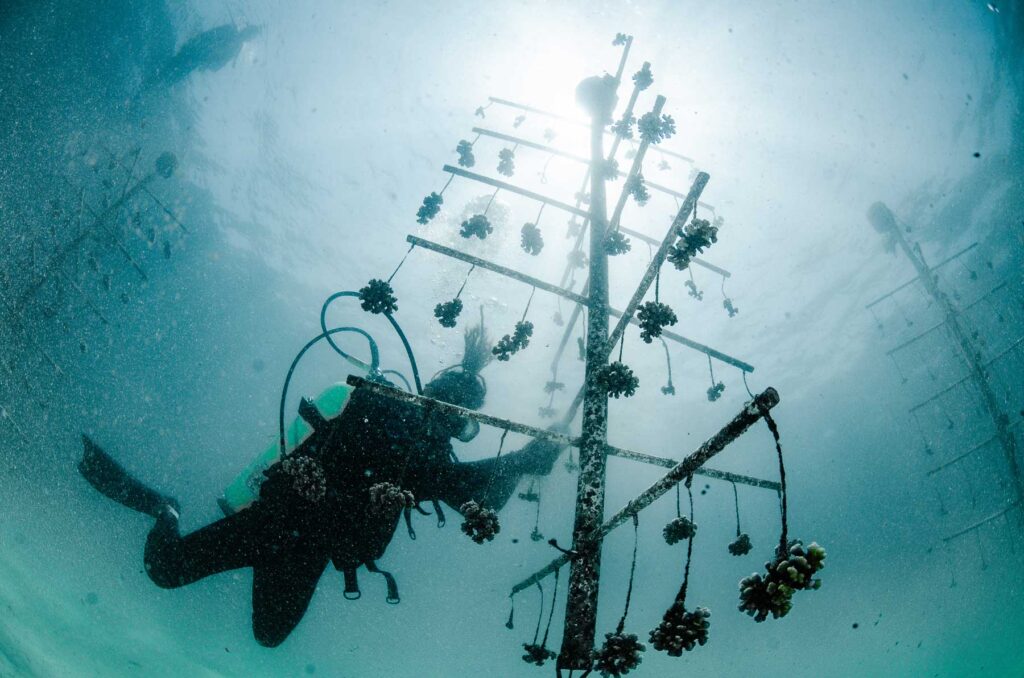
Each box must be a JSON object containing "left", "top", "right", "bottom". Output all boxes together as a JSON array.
[
  {"left": 407, "top": 234, "right": 754, "bottom": 372},
  {"left": 442, "top": 165, "right": 588, "bottom": 218},
  {"left": 511, "top": 387, "right": 781, "bottom": 596},
  {"left": 942, "top": 502, "right": 1020, "bottom": 543}
]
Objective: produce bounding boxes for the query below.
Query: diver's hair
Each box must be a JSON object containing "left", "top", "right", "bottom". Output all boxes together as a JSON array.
[
  {"left": 460, "top": 308, "right": 492, "bottom": 376},
  {"left": 423, "top": 307, "right": 492, "bottom": 411}
]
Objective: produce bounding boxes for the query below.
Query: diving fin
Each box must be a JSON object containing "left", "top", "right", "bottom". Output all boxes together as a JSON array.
[{"left": 79, "top": 435, "right": 179, "bottom": 518}]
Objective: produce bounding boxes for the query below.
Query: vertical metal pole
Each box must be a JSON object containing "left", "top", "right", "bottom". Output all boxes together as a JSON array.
[
  {"left": 558, "top": 77, "right": 615, "bottom": 671},
  {"left": 869, "top": 203, "right": 1024, "bottom": 506}
]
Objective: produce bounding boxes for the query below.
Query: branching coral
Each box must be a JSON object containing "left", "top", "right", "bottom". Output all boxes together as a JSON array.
[
  {"left": 358, "top": 279, "right": 398, "bottom": 315},
  {"left": 493, "top": 321, "right": 534, "bottom": 361},
  {"left": 684, "top": 279, "right": 704, "bottom": 300},
  {"left": 668, "top": 218, "right": 719, "bottom": 270},
  {"left": 543, "top": 380, "right": 565, "bottom": 394},
  {"left": 637, "top": 301, "right": 677, "bottom": 343},
  {"left": 649, "top": 603, "right": 710, "bottom": 656},
  {"left": 522, "top": 643, "right": 556, "bottom": 666},
  {"left": 460, "top": 214, "right": 493, "bottom": 240},
  {"left": 729, "top": 533, "right": 753, "bottom": 556},
  {"left": 521, "top": 222, "right": 544, "bottom": 255},
  {"left": 155, "top": 152, "right": 178, "bottom": 179},
  {"left": 599, "top": 158, "right": 620, "bottom": 180},
  {"left": 604, "top": 231, "right": 632, "bottom": 256},
  {"left": 624, "top": 173, "right": 650, "bottom": 206},
  {"left": 662, "top": 516, "right": 697, "bottom": 545},
  {"left": 611, "top": 115, "right": 635, "bottom": 140},
  {"left": 706, "top": 382, "right": 725, "bottom": 402},
  {"left": 596, "top": 362, "right": 639, "bottom": 399},
  {"left": 723, "top": 298, "right": 739, "bottom": 318},
  {"left": 280, "top": 456, "right": 326, "bottom": 503},
  {"left": 369, "top": 482, "right": 415, "bottom": 514},
  {"left": 416, "top": 192, "right": 444, "bottom": 224},
  {"left": 460, "top": 500, "right": 500, "bottom": 543},
  {"left": 632, "top": 63, "right": 653, "bottom": 91},
  {"left": 567, "top": 250, "right": 588, "bottom": 269},
  {"left": 434, "top": 298, "right": 463, "bottom": 328},
  {"left": 637, "top": 112, "right": 677, "bottom": 145},
  {"left": 456, "top": 140, "right": 476, "bottom": 168},
  {"left": 593, "top": 632, "right": 646, "bottom": 677},
  {"left": 498, "top": 148, "right": 516, "bottom": 177},
  {"left": 738, "top": 541, "right": 826, "bottom": 622}
]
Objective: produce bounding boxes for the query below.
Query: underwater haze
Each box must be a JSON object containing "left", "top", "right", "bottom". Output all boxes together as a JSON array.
[{"left": 2, "top": 1, "right": 1023, "bottom": 676}]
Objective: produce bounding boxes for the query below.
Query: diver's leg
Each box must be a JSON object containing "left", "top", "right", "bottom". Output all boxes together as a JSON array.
[
  {"left": 79, "top": 435, "right": 179, "bottom": 517},
  {"left": 251, "top": 539, "right": 329, "bottom": 647},
  {"left": 144, "top": 506, "right": 264, "bottom": 588}
]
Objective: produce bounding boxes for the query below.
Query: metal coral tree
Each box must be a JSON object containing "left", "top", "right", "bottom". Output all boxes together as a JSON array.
[{"left": 327, "top": 33, "right": 825, "bottom": 675}]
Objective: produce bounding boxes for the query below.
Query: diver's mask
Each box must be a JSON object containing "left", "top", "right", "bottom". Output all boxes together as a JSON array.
[
  {"left": 455, "top": 418, "right": 480, "bottom": 443},
  {"left": 423, "top": 369, "right": 486, "bottom": 443}
]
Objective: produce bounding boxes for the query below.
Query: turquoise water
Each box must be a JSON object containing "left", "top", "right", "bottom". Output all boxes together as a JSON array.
[{"left": 1, "top": 1, "right": 1022, "bottom": 676}]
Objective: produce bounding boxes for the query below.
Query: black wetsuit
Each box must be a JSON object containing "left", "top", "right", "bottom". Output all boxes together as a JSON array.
[{"left": 142, "top": 388, "right": 560, "bottom": 647}]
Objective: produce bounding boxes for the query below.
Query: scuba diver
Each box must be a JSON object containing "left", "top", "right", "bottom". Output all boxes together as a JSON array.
[
  {"left": 141, "top": 23, "right": 262, "bottom": 93},
  {"left": 79, "top": 321, "right": 564, "bottom": 647}
]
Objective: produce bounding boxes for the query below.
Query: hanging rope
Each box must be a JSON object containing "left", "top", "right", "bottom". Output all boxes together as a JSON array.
[
  {"left": 732, "top": 482, "right": 742, "bottom": 537},
  {"left": 482, "top": 428, "right": 511, "bottom": 503},
  {"left": 615, "top": 514, "right": 640, "bottom": 634},
  {"left": 521, "top": 286, "right": 537, "bottom": 323},
  {"left": 483, "top": 187, "right": 500, "bottom": 216},
  {"left": 540, "top": 154, "right": 555, "bottom": 184},
  {"left": 386, "top": 242, "right": 416, "bottom": 284},
  {"left": 506, "top": 595, "right": 516, "bottom": 629},
  {"left": 531, "top": 489, "right": 544, "bottom": 542},
  {"left": 541, "top": 567, "right": 560, "bottom": 649},
  {"left": 531, "top": 581, "right": 545, "bottom": 646},
  {"left": 659, "top": 337, "right": 675, "bottom": 395},
  {"left": 742, "top": 371, "right": 754, "bottom": 399},
  {"left": 758, "top": 405, "right": 789, "bottom": 554},
  {"left": 438, "top": 173, "right": 456, "bottom": 196},
  {"left": 678, "top": 478, "right": 696, "bottom": 605},
  {"left": 455, "top": 264, "right": 475, "bottom": 299},
  {"left": 534, "top": 202, "right": 547, "bottom": 225}
]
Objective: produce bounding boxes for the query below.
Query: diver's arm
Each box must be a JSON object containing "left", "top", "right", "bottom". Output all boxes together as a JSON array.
[{"left": 435, "top": 434, "right": 566, "bottom": 513}]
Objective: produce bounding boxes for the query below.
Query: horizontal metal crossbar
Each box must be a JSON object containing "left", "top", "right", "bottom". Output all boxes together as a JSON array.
[
  {"left": 926, "top": 418, "right": 1024, "bottom": 476},
  {"left": 865, "top": 242, "right": 979, "bottom": 310},
  {"left": 407, "top": 235, "right": 589, "bottom": 306},
  {"left": 486, "top": 96, "right": 697, "bottom": 164},
  {"left": 886, "top": 281, "right": 1010, "bottom": 356},
  {"left": 471, "top": 127, "right": 716, "bottom": 212},
  {"left": 942, "top": 501, "right": 1020, "bottom": 543},
  {"left": 909, "top": 335, "right": 1024, "bottom": 413},
  {"left": 406, "top": 235, "right": 755, "bottom": 372},
  {"left": 443, "top": 160, "right": 728, "bottom": 278},
  {"left": 346, "top": 376, "right": 778, "bottom": 491},
  {"left": 443, "top": 165, "right": 588, "bottom": 217},
  {"left": 509, "top": 387, "right": 781, "bottom": 595}
]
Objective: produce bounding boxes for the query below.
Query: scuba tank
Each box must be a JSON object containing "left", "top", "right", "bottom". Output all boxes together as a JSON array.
[
  {"left": 218, "top": 289, "right": 423, "bottom": 515},
  {"left": 218, "top": 382, "right": 354, "bottom": 515}
]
